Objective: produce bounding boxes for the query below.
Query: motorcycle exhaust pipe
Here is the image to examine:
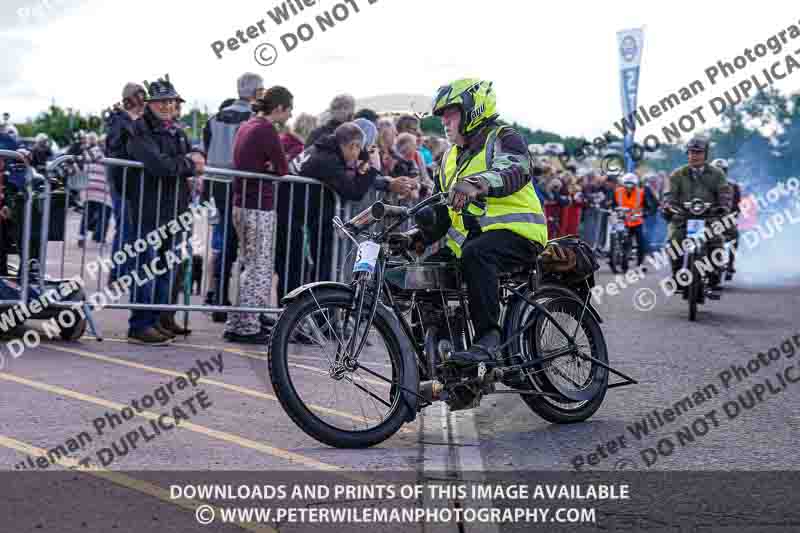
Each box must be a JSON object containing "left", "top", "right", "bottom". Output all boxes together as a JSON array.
[{"left": 419, "top": 380, "right": 444, "bottom": 403}]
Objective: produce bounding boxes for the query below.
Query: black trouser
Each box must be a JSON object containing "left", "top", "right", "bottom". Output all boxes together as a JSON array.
[
  {"left": 626, "top": 224, "right": 646, "bottom": 266},
  {"left": 460, "top": 230, "right": 542, "bottom": 340},
  {"left": 668, "top": 222, "right": 724, "bottom": 285},
  {"left": 724, "top": 225, "right": 739, "bottom": 271},
  {"left": 0, "top": 217, "right": 8, "bottom": 276},
  {"left": 213, "top": 203, "right": 238, "bottom": 305}
]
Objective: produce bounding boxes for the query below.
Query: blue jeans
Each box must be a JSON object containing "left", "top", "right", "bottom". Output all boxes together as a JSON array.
[
  {"left": 643, "top": 215, "right": 668, "bottom": 252},
  {"left": 110, "top": 189, "right": 134, "bottom": 283},
  {"left": 128, "top": 242, "right": 176, "bottom": 332},
  {"left": 580, "top": 208, "right": 602, "bottom": 248}
]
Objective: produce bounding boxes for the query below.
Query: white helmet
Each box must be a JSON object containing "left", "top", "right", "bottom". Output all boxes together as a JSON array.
[
  {"left": 35, "top": 133, "right": 49, "bottom": 144},
  {"left": 711, "top": 158, "right": 728, "bottom": 174},
  {"left": 621, "top": 172, "right": 639, "bottom": 188}
]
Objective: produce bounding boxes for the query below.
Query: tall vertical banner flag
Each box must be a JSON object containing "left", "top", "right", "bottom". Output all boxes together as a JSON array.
[{"left": 617, "top": 28, "right": 645, "bottom": 173}]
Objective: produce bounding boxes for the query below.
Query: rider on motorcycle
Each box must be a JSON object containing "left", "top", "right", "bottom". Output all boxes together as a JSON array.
[
  {"left": 665, "top": 137, "right": 731, "bottom": 292},
  {"left": 391, "top": 78, "right": 548, "bottom": 366},
  {"left": 613, "top": 172, "right": 649, "bottom": 270},
  {"left": 711, "top": 158, "right": 740, "bottom": 280}
]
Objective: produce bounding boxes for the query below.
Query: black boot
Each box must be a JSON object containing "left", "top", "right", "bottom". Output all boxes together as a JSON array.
[
  {"left": 708, "top": 268, "right": 722, "bottom": 291},
  {"left": 446, "top": 329, "right": 501, "bottom": 367},
  {"left": 160, "top": 313, "right": 192, "bottom": 335}
]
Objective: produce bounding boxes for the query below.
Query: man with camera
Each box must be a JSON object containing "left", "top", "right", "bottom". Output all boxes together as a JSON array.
[{"left": 125, "top": 75, "right": 206, "bottom": 345}]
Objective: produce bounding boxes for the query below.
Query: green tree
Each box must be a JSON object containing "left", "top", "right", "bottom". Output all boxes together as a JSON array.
[
  {"left": 23, "top": 105, "right": 102, "bottom": 146},
  {"left": 180, "top": 107, "right": 211, "bottom": 143}
]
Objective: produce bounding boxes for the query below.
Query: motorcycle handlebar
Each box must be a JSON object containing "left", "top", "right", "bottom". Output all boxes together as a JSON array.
[
  {"left": 664, "top": 204, "right": 728, "bottom": 218},
  {"left": 371, "top": 202, "right": 408, "bottom": 220}
]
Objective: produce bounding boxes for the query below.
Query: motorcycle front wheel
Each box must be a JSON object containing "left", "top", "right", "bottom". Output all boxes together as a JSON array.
[
  {"left": 688, "top": 259, "right": 701, "bottom": 322},
  {"left": 268, "top": 288, "right": 411, "bottom": 448},
  {"left": 609, "top": 234, "right": 625, "bottom": 274}
]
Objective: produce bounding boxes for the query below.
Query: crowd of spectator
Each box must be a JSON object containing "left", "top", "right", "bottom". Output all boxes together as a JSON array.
[
  {"left": 91, "top": 72, "right": 452, "bottom": 345},
  {"left": 531, "top": 161, "right": 669, "bottom": 254},
  {"left": 0, "top": 72, "right": 675, "bottom": 346}
]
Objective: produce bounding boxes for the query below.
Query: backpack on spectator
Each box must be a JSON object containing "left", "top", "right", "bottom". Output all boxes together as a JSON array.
[{"left": 206, "top": 106, "right": 252, "bottom": 168}]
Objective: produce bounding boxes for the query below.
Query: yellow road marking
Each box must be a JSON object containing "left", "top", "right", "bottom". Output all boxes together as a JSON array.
[
  {"left": 0, "top": 372, "right": 341, "bottom": 472},
  {"left": 0, "top": 434, "right": 276, "bottom": 533},
  {"left": 43, "top": 344, "right": 389, "bottom": 425}
]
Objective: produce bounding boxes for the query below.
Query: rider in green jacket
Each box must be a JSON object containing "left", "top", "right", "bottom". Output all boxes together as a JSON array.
[
  {"left": 665, "top": 137, "right": 731, "bottom": 291},
  {"left": 391, "top": 79, "right": 547, "bottom": 366}
]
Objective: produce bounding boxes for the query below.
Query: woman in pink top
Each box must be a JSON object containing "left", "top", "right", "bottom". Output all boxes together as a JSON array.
[{"left": 78, "top": 144, "right": 113, "bottom": 246}]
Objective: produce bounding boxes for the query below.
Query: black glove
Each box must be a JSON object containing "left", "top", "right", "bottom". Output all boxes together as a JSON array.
[
  {"left": 387, "top": 229, "right": 424, "bottom": 255},
  {"left": 448, "top": 176, "right": 489, "bottom": 212},
  {"left": 662, "top": 204, "right": 679, "bottom": 223}
]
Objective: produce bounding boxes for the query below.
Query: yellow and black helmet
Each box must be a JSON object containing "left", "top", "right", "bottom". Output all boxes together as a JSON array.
[{"left": 432, "top": 78, "right": 498, "bottom": 136}]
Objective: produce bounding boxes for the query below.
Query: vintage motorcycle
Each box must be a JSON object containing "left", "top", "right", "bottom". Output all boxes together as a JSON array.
[
  {"left": 667, "top": 199, "right": 728, "bottom": 322},
  {"left": 604, "top": 207, "right": 640, "bottom": 274},
  {"left": 268, "top": 193, "right": 636, "bottom": 448}
]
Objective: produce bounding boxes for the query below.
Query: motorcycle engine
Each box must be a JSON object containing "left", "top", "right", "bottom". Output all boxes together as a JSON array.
[{"left": 424, "top": 329, "right": 450, "bottom": 378}]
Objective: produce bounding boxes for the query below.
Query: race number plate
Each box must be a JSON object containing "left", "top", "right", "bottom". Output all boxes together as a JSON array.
[
  {"left": 614, "top": 222, "right": 626, "bottom": 232},
  {"left": 353, "top": 241, "right": 380, "bottom": 274},
  {"left": 686, "top": 219, "right": 706, "bottom": 238}
]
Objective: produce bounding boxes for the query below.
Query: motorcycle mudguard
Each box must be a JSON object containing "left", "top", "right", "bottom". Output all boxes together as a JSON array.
[
  {"left": 280, "top": 283, "right": 420, "bottom": 422},
  {"left": 377, "top": 300, "right": 420, "bottom": 422},
  {"left": 281, "top": 281, "right": 353, "bottom": 305},
  {"left": 504, "top": 285, "right": 604, "bottom": 327}
]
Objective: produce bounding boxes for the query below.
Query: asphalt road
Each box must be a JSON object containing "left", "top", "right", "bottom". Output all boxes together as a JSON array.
[{"left": 1, "top": 222, "right": 799, "bottom": 532}]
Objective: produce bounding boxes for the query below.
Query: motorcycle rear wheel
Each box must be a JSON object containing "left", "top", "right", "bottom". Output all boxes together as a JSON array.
[{"left": 506, "top": 295, "right": 609, "bottom": 424}]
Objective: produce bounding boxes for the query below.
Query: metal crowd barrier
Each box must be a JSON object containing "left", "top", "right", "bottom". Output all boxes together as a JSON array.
[
  {"left": 4, "top": 154, "right": 352, "bottom": 337},
  {"left": 0, "top": 149, "right": 47, "bottom": 308}
]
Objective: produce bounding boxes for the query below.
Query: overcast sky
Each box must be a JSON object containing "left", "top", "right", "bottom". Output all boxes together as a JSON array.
[{"left": 2, "top": 0, "right": 799, "bottom": 139}]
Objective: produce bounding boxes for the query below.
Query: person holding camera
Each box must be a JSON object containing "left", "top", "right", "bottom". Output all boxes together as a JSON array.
[{"left": 125, "top": 76, "right": 206, "bottom": 345}]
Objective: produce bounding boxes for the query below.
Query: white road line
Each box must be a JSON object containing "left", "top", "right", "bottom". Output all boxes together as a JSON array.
[{"left": 418, "top": 396, "right": 498, "bottom": 533}]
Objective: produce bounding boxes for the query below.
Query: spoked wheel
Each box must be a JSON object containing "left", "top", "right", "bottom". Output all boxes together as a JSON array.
[
  {"left": 508, "top": 296, "right": 608, "bottom": 424},
  {"left": 688, "top": 265, "right": 700, "bottom": 322},
  {"left": 609, "top": 234, "right": 624, "bottom": 274},
  {"left": 621, "top": 236, "right": 633, "bottom": 274},
  {"left": 268, "top": 288, "right": 410, "bottom": 448}
]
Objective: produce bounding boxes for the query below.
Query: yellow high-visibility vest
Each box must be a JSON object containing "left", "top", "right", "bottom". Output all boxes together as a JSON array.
[{"left": 438, "top": 127, "right": 548, "bottom": 257}]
